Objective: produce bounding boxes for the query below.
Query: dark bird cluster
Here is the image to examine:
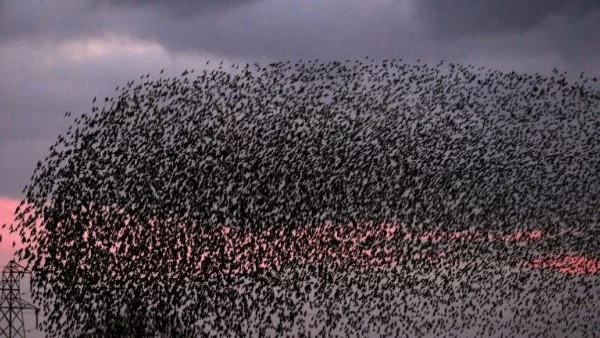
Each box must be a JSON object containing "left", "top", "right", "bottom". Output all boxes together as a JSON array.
[{"left": 5, "top": 58, "right": 600, "bottom": 337}]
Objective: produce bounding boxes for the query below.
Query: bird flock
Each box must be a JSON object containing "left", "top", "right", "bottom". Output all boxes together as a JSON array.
[{"left": 5, "top": 57, "right": 600, "bottom": 337}]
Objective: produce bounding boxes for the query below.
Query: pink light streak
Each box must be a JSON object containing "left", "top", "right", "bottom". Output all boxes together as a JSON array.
[
  {"left": 0, "top": 196, "right": 597, "bottom": 276},
  {"left": 524, "top": 254, "right": 600, "bottom": 275}
]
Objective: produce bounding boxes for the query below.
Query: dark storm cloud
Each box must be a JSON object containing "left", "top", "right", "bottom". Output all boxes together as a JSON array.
[{"left": 415, "top": 0, "right": 600, "bottom": 39}]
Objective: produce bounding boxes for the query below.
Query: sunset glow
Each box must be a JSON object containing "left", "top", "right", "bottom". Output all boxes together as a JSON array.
[{"left": 3, "top": 196, "right": 594, "bottom": 278}]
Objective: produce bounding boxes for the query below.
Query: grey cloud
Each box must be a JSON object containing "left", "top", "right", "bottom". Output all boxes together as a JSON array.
[
  {"left": 111, "top": 0, "right": 600, "bottom": 80},
  {"left": 122, "top": 0, "right": 427, "bottom": 61},
  {"left": 415, "top": 0, "right": 600, "bottom": 39},
  {"left": 90, "top": 0, "right": 264, "bottom": 18},
  {"left": 0, "top": 0, "right": 422, "bottom": 61},
  {"left": 0, "top": 0, "right": 143, "bottom": 44},
  {"left": 2, "top": 0, "right": 600, "bottom": 75}
]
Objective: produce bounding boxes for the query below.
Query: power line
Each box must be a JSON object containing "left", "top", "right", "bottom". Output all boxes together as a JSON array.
[{"left": 0, "top": 261, "right": 39, "bottom": 338}]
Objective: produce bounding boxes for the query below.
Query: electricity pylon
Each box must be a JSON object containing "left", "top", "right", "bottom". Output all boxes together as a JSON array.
[{"left": 0, "top": 260, "right": 39, "bottom": 338}]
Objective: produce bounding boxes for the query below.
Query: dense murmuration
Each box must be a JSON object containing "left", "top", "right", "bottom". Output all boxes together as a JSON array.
[{"left": 6, "top": 58, "right": 600, "bottom": 337}]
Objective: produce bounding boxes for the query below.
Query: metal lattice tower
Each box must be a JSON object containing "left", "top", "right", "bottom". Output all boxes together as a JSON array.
[{"left": 0, "top": 260, "right": 39, "bottom": 338}]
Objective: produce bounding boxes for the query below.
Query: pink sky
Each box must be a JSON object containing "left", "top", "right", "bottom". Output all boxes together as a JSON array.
[
  {"left": 0, "top": 197, "right": 25, "bottom": 266},
  {"left": 1, "top": 195, "right": 598, "bottom": 276}
]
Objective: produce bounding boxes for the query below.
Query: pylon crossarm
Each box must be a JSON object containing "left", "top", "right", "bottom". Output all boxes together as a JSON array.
[{"left": 15, "top": 299, "right": 37, "bottom": 311}]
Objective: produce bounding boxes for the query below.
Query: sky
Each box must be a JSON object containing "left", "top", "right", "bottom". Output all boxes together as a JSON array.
[{"left": 1, "top": 0, "right": 600, "bottom": 336}]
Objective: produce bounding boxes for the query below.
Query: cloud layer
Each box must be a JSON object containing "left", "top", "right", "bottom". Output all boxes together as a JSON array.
[
  {"left": 415, "top": 0, "right": 600, "bottom": 39},
  {"left": 1, "top": 0, "right": 599, "bottom": 199}
]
